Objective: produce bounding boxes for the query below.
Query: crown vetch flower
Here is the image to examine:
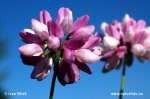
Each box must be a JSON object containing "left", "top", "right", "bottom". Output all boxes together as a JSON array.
[
  {"left": 93, "top": 14, "right": 150, "bottom": 73},
  {"left": 19, "top": 7, "right": 101, "bottom": 85}
]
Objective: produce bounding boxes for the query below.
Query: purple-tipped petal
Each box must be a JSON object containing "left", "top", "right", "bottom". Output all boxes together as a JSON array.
[
  {"left": 81, "top": 36, "right": 101, "bottom": 50},
  {"left": 71, "top": 15, "right": 89, "bottom": 32},
  {"left": 102, "top": 55, "right": 120, "bottom": 73},
  {"left": 132, "top": 31, "right": 149, "bottom": 44},
  {"left": 31, "top": 57, "right": 52, "bottom": 81},
  {"left": 105, "top": 25, "right": 121, "bottom": 40},
  {"left": 69, "top": 63, "right": 80, "bottom": 82},
  {"left": 75, "top": 60, "right": 92, "bottom": 74},
  {"left": 47, "top": 36, "right": 60, "bottom": 51},
  {"left": 136, "top": 20, "right": 146, "bottom": 32},
  {"left": 72, "top": 25, "right": 95, "bottom": 40},
  {"left": 19, "top": 44, "right": 43, "bottom": 57},
  {"left": 63, "top": 48, "right": 75, "bottom": 63},
  {"left": 39, "top": 10, "right": 52, "bottom": 25},
  {"left": 20, "top": 29, "right": 43, "bottom": 44},
  {"left": 56, "top": 61, "right": 80, "bottom": 85},
  {"left": 20, "top": 55, "right": 43, "bottom": 66},
  {"left": 31, "top": 19, "right": 49, "bottom": 40},
  {"left": 75, "top": 49, "right": 100, "bottom": 64},
  {"left": 64, "top": 39, "right": 85, "bottom": 50},
  {"left": 123, "top": 14, "right": 136, "bottom": 33},
  {"left": 47, "top": 20, "right": 64, "bottom": 39},
  {"left": 56, "top": 60, "right": 70, "bottom": 85},
  {"left": 56, "top": 7, "right": 73, "bottom": 33}
]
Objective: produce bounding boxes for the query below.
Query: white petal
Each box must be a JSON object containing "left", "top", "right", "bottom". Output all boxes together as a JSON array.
[
  {"left": 132, "top": 44, "right": 146, "bottom": 56},
  {"left": 101, "top": 22, "right": 108, "bottom": 33},
  {"left": 103, "top": 36, "right": 120, "bottom": 49}
]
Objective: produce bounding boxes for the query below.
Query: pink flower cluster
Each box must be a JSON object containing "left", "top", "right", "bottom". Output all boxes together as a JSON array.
[
  {"left": 19, "top": 7, "right": 100, "bottom": 85},
  {"left": 92, "top": 14, "right": 150, "bottom": 73}
]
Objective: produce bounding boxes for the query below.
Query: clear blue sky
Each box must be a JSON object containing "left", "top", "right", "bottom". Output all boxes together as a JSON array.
[{"left": 0, "top": 0, "right": 150, "bottom": 99}]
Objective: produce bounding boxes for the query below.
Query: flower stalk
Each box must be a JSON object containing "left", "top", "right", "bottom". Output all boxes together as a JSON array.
[
  {"left": 49, "top": 71, "right": 57, "bottom": 99},
  {"left": 119, "top": 56, "right": 127, "bottom": 99}
]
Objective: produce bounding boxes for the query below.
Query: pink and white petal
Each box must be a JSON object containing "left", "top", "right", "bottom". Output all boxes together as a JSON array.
[
  {"left": 39, "top": 10, "right": 52, "bottom": 25},
  {"left": 19, "top": 43, "right": 43, "bottom": 57},
  {"left": 31, "top": 19, "right": 49, "bottom": 40},
  {"left": 69, "top": 63, "right": 80, "bottom": 82},
  {"left": 71, "top": 15, "right": 89, "bottom": 32},
  {"left": 135, "top": 20, "right": 146, "bottom": 32},
  {"left": 56, "top": 7, "right": 73, "bottom": 33},
  {"left": 72, "top": 25, "right": 95, "bottom": 40},
  {"left": 132, "top": 31, "right": 149, "bottom": 45},
  {"left": 105, "top": 25, "right": 120, "bottom": 40},
  {"left": 75, "top": 49, "right": 100, "bottom": 64},
  {"left": 142, "top": 36, "right": 150, "bottom": 49},
  {"left": 20, "top": 30, "right": 43, "bottom": 44},
  {"left": 81, "top": 36, "right": 101, "bottom": 50},
  {"left": 101, "top": 22, "right": 108, "bottom": 33},
  {"left": 47, "top": 20, "right": 64, "bottom": 39},
  {"left": 64, "top": 39, "right": 85, "bottom": 50},
  {"left": 125, "top": 26, "right": 135, "bottom": 42},
  {"left": 132, "top": 44, "right": 146, "bottom": 56},
  {"left": 103, "top": 36, "right": 120, "bottom": 49},
  {"left": 23, "top": 29, "right": 35, "bottom": 34}
]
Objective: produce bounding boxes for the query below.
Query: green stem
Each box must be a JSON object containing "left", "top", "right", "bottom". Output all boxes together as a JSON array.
[
  {"left": 49, "top": 50, "right": 61, "bottom": 99},
  {"left": 49, "top": 71, "right": 57, "bottom": 99},
  {"left": 119, "top": 59, "right": 126, "bottom": 99}
]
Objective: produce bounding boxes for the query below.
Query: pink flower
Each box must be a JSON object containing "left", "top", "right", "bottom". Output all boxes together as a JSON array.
[
  {"left": 95, "top": 14, "right": 150, "bottom": 73},
  {"left": 57, "top": 15, "right": 101, "bottom": 85},
  {"left": 19, "top": 7, "right": 101, "bottom": 85}
]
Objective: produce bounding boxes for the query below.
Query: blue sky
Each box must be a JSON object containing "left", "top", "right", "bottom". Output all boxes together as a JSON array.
[{"left": 0, "top": 0, "right": 150, "bottom": 99}]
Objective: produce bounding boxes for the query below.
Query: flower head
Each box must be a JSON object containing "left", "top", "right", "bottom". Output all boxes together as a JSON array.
[
  {"left": 93, "top": 14, "right": 150, "bottom": 73},
  {"left": 19, "top": 7, "right": 101, "bottom": 85}
]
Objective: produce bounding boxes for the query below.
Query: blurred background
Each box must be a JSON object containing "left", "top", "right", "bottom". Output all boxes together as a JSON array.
[{"left": 0, "top": 0, "right": 150, "bottom": 99}]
